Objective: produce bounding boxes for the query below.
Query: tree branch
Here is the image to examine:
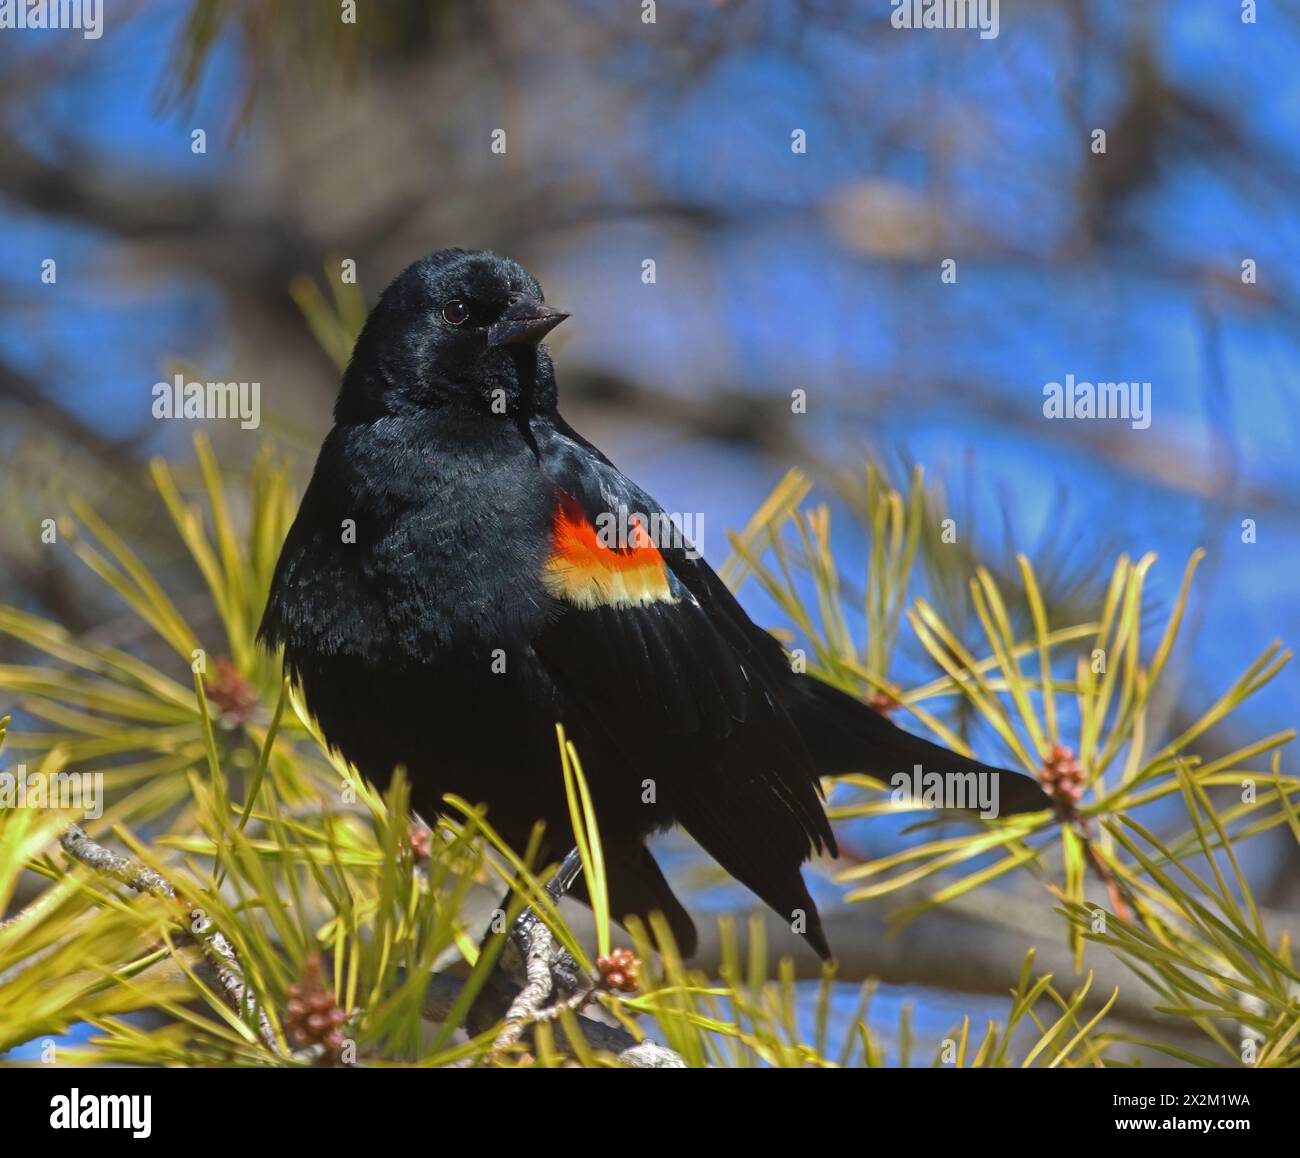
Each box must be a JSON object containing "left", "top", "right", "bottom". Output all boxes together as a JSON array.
[
  {"left": 55, "top": 824, "right": 277, "bottom": 1051},
  {"left": 25, "top": 825, "right": 687, "bottom": 1067}
]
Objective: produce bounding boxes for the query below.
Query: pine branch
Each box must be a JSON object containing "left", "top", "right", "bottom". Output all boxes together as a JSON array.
[{"left": 56, "top": 823, "right": 278, "bottom": 1053}]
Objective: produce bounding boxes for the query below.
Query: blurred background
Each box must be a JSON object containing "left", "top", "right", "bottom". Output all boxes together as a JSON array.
[{"left": 1, "top": 0, "right": 1298, "bottom": 1060}]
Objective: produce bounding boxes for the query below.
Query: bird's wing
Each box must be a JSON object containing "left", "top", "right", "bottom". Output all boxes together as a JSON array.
[
  {"left": 536, "top": 422, "right": 1052, "bottom": 819},
  {"left": 529, "top": 422, "right": 835, "bottom": 951}
]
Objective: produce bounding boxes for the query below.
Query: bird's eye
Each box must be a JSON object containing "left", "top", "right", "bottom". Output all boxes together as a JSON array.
[{"left": 441, "top": 300, "right": 470, "bottom": 326}]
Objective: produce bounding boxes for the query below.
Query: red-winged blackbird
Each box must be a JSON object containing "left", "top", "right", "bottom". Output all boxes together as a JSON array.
[{"left": 259, "top": 249, "right": 1052, "bottom": 959}]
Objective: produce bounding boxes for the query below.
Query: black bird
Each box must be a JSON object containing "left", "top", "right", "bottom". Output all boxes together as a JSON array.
[{"left": 259, "top": 249, "right": 1052, "bottom": 959}]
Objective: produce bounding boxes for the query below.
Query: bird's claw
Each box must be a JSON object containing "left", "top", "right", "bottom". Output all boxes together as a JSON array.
[
  {"left": 547, "top": 950, "right": 589, "bottom": 999},
  {"left": 509, "top": 905, "right": 591, "bottom": 1001}
]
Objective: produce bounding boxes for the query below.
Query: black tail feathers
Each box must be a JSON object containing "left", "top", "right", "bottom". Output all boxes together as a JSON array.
[{"left": 792, "top": 676, "right": 1054, "bottom": 819}]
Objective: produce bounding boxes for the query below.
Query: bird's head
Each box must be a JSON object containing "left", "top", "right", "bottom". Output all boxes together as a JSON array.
[{"left": 335, "top": 249, "right": 568, "bottom": 421}]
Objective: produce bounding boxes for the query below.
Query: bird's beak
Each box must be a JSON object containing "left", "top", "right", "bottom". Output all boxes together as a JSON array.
[{"left": 487, "top": 296, "right": 569, "bottom": 347}]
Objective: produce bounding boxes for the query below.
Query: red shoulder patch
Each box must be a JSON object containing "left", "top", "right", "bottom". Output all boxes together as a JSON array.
[{"left": 542, "top": 496, "right": 678, "bottom": 609}]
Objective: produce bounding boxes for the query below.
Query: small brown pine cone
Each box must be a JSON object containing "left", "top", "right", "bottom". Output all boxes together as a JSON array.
[
  {"left": 597, "top": 948, "right": 641, "bottom": 993},
  {"left": 283, "top": 955, "right": 350, "bottom": 1064},
  {"left": 865, "top": 688, "right": 902, "bottom": 716},
  {"left": 408, "top": 825, "right": 432, "bottom": 863},
  {"left": 1040, "top": 744, "right": 1085, "bottom": 816},
  {"left": 205, "top": 657, "right": 259, "bottom": 728}
]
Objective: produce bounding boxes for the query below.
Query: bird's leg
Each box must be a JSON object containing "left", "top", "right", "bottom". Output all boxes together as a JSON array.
[{"left": 507, "top": 847, "right": 590, "bottom": 998}]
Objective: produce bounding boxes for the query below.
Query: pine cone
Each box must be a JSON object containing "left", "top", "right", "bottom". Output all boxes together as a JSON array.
[
  {"left": 596, "top": 948, "right": 641, "bottom": 993},
  {"left": 408, "top": 824, "right": 432, "bottom": 864},
  {"left": 205, "top": 657, "right": 259, "bottom": 728},
  {"left": 285, "top": 955, "right": 349, "bottom": 1063},
  {"left": 1040, "top": 744, "right": 1085, "bottom": 816},
  {"left": 865, "top": 688, "right": 902, "bottom": 716}
]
